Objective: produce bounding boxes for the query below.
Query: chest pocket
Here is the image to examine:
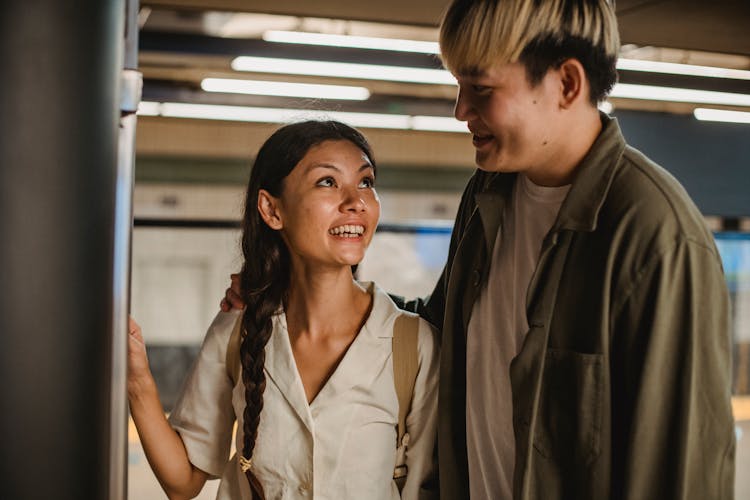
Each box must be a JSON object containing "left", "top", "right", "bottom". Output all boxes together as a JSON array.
[{"left": 532, "top": 349, "right": 604, "bottom": 465}]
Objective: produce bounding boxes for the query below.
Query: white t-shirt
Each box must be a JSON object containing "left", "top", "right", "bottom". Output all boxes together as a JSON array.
[
  {"left": 466, "top": 174, "right": 570, "bottom": 499},
  {"left": 169, "top": 282, "right": 439, "bottom": 500}
]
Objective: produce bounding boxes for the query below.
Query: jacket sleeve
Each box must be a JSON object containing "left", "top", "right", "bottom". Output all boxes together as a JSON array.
[{"left": 610, "top": 238, "right": 735, "bottom": 500}]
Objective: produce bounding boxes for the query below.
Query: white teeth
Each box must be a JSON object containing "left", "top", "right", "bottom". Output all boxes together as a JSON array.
[{"left": 329, "top": 224, "right": 365, "bottom": 236}]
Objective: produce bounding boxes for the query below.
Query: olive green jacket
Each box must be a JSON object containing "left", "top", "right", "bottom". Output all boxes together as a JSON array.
[{"left": 408, "top": 116, "right": 735, "bottom": 499}]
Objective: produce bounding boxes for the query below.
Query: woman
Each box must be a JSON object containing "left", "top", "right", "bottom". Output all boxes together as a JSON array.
[{"left": 128, "top": 120, "right": 439, "bottom": 500}]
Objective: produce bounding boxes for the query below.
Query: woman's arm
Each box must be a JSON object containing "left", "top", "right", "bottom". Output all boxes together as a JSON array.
[{"left": 128, "top": 318, "right": 209, "bottom": 500}]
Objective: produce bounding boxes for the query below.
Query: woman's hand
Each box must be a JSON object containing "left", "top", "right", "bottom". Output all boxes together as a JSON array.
[
  {"left": 126, "top": 317, "right": 209, "bottom": 498},
  {"left": 127, "top": 317, "right": 154, "bottom": 395}
]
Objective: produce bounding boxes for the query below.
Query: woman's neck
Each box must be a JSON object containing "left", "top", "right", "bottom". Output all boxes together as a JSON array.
[{"left": 284, "top": 265, "right": 372, "bottom": 341}]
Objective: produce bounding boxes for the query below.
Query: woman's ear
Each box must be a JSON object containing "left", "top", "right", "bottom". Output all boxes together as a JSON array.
[{"left": 257, "top": 189, "right": 283, "bottom": 230}]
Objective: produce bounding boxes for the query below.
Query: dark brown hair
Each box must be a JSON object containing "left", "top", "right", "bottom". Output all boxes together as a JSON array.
[{"left": 237, "top": 120, "right": 375, "bottom": 498}]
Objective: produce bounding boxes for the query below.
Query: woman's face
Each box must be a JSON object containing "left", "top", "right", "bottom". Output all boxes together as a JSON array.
[{"left": 259, "top": 139, "right": 380, "bottom": 270}]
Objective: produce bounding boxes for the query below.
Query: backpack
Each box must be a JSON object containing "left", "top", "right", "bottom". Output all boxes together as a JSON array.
[{"left": 225, "top": 311, "right": 420, "bottom": 492}]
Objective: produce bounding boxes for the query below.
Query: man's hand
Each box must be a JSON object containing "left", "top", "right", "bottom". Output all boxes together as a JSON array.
[{"left": 219, "top": 273, "right": 246, "bottom": 311}]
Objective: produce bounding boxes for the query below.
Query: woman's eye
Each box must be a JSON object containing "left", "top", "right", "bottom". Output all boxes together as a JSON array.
[
  {"left": 316, "top": 177, "right": 335, "bottom": 187},
  {"left": 359, "top": 177, "right": 375, "bottom": 188}
]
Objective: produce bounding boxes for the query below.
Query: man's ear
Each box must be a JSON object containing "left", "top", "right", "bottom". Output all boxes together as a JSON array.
[
  {"left": 257, "top": 189, "right": 283, "bottom": 230},
  {"left": 556, "top": 58, "right": 588, "bottom": 109}
]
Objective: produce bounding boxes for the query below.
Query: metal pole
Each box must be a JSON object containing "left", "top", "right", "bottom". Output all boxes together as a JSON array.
[
  {"left": 0, "top": 1, "right": 124, "bottom": 498},
  {"left": 111, "top": 0, "right": 142, "bottom": 498}
]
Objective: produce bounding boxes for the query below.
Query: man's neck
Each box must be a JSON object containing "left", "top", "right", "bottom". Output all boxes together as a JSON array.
[{"left": 525, "top": 108, "right": 603, "bottom": 187}]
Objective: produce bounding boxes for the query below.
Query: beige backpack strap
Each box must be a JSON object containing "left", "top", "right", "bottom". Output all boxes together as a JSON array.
[
  {"left": 392, "top": 312, "right": 420, "bottom": 489},
  {"left": 225, "top": 313, "right": 243, "bottom": 385}
]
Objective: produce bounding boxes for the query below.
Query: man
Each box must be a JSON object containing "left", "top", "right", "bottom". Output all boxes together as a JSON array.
[{"left": 224, "top": 1, "right": 736, "bottom": 498}]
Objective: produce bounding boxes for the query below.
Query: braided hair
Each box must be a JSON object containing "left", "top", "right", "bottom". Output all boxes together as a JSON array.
[{"left": 237, "top": 120, "right": 375, "bottom": 499}]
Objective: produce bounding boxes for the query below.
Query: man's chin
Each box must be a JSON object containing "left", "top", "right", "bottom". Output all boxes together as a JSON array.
[{"left": 475, "top": 152, "right": 502, "bottom": 172}]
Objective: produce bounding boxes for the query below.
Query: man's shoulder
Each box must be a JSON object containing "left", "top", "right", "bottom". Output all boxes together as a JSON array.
[{"left": 604, "top": 145, "right": 711, "bottom": 243}]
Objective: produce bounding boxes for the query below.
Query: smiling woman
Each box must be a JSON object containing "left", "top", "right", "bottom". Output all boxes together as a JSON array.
[
  {"left": 257, "top": 137, "right": 380, "bottom": 271},
  {"left": 127, "top": 120, "right": 439, "bottom": 500}
]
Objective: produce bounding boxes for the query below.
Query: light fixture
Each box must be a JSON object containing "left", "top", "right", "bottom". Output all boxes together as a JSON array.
[
  {"left": 410, "top": 115, "right": 466, "bottom": 132},
  {"left": 617, "top": 58, "right": 750, "bottom": 81},
  {"left": 231, "top": 56, "right": 455, "bottom": 85},
  {"left": 694, "top": 108, "right": 750, "bottom": 124},
  {"left": 137, "top": 101, "right": 471, "bottom": 133},
  {"left": 201, "top": 77, "right": 370, "bottom": 100},
  {"left": 158, "top": 102, "right": 302, "bottom": 123},
  {"left": 137, "top": 101, "right": 161, "bottom": 116},
  {"left": 262, "top": 30, "right": 441, "bottom": 54},
  {"left": 157, "top": 102, "right": 412, "bottom": 130},
  {"left": 610, "top": 83, "right": 750, "bottom": 107}
]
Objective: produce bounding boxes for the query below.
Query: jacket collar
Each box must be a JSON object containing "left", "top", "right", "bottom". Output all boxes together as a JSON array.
[
  {"left": 474, "top": 114, "right": 626, "bottom": 240},
  {"left": 555, "top": 113, "right": 626, "bottom": 232},
  {"left": 475, "top": 174, "right": 515, "bottom": 257}
]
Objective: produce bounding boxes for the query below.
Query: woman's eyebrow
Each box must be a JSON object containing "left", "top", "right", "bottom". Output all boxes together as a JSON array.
[
  {"left": 305, "top": 163, "right": 340, "bottom": 174},
  {"left": 305, "top": 163, "right": 373, "bottom": 174}
]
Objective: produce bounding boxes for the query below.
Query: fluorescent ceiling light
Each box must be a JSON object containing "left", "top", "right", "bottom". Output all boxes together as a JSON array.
[
  {"left": 610, "top": 83, "right": 750, "bottom": 107},
  {"left": 262, "top": 30, "right": 441, "bottom": 54},
  {"left": 201, "top": 77, "right": 370, "bottom": 100},
  {"left": 137, "top": 101, "right": 161, "bottom": 116},
  {"left": 158, "top": 102, "right": 411, "bottom": 129},
  {"left": 617, "top": 58, "right": 750, "bottom": 81},
  {"left": 410, "top": 115, "right": 466, "bottom": 133},
  {"left": 694, "top": 108, "right": 750, "bottom": 124},
  {"left": 138, "top": 101, "right": 470, "bottom": 133},
  {"left": 231, "top": 56, "right": 455, "bottom": 85},
  {"left": 161, "top": 102, "right": 311, "bottom": 124}
]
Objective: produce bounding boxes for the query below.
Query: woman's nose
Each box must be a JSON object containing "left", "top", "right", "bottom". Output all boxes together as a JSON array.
[{"left": 341, "top": 187, "right": 366, "bottom": 212}]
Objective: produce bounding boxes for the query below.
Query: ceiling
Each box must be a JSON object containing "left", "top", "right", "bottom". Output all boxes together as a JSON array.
[
  {"left": 134, "top": 0, "right": 750, "bottom": 168},
  {"left": 141, "top": 0, "right": 750, "bottom": 55}
]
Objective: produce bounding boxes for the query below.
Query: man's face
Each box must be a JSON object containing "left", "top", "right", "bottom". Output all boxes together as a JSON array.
[{"left": 454, "top": 61, "right": 562, "bottom": 176}]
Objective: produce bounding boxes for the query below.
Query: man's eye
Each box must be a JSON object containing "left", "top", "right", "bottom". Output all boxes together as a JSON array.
[
  {"left": 359, "top": 177, "right": 375, "bottom": 188},
  {"left": 316, "top": 177, "right": 335, "bottom": 187},
  {"left": 472, "top": 84, "right": 490, "bottom": 93}
]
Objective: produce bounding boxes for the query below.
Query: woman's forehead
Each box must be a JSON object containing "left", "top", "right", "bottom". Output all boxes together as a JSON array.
[{"left": 296, "top": 140, "right": 373, "bottom": 172}]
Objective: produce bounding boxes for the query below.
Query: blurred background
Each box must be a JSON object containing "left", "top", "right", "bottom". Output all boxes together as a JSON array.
[
  {"left": 128, "top": 1, "right": 750, "bottom": 497},
  {"left": 1, "top": 0, "right": 748, "bottom": 499}
]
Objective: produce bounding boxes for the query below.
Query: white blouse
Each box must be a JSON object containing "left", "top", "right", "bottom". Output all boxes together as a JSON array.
[{"left": 168, "top": 282, "right": 439, "bottom": 500}]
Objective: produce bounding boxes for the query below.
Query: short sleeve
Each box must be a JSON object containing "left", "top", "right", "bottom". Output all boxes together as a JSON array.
[{"left": 168, "top": 310, "right": 241, "bottom": 478}]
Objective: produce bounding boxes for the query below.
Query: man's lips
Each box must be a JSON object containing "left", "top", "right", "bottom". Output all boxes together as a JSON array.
[{"left": 472, "top": 133, "right": 493, "bottom": 148}]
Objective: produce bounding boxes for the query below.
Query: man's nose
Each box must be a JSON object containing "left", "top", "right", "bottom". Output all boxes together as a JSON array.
[{"left": 454, "top": 87, "right": 475, "bottom": 122}]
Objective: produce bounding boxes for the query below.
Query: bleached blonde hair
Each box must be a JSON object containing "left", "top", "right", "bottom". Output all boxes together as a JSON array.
[{"left": 440, "top": 0, "right": 620, "bottom": 102}]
